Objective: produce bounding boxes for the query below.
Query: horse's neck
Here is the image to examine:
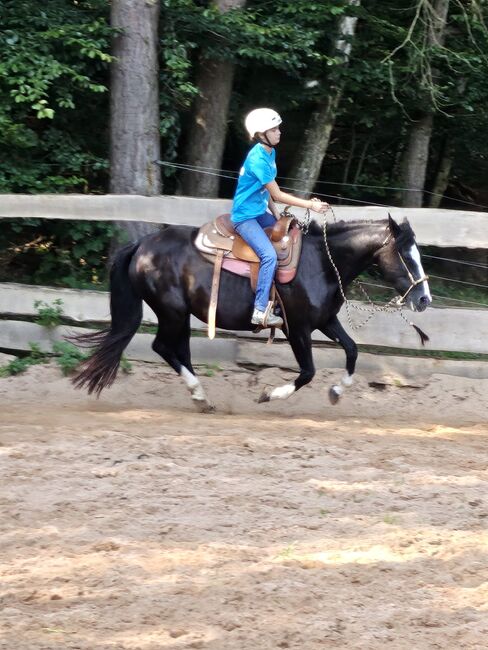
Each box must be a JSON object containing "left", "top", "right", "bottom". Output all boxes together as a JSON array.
[{"left": 327, "top": 225, "right": 386, "bottom": 285}]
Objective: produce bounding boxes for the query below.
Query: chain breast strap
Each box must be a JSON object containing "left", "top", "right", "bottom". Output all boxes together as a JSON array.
[{"left": 322, "top": 214, "right": 424, "bottom": 336}]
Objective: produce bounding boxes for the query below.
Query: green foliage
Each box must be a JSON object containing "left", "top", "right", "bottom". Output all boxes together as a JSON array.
[
  {"left": 51, "top": 340, "right": 132, "bottom": 376},
  {"left": 0, "top": 219, "right": 118, "bottom": 288},
  {"left": 0, "top": 1, "right": 114, "bottom": 289},
  {"left": 162, "top": 0, "right": 334, "bottom": 70},
  {"left": 158, "top": 0, "right": 345, "bottom": 167},
  {"left": 120, "top": 356, "right": 133, "bottom": 375},
  {"left": 0, "top": 339, "right": 132, "bottom": 378},
  {"left": 51, "top": 340, "right": 89, "bottom": 376},
  {"left": 34, "top": 299, "right": 64, "bottom": 328},
  {"left": 308, "top": 1, "right": 488, "bottom": 204},
  {"left": 0, "top": 0, "right": 112, "bottom": 193},
  {"left": 159, "top": 2, "right": 199, "bottom": 169},
  {"left": 357, "top": 2, "right": 488, "bottom": 118},
  {"left": 0, "top": 0, "right": 487, "bottom": 293},
  {"left": 0, "top": 343, "right": 46, "bottom": 377},
  {"left": 200, "top": 362, "right": 223, "bottom": 377}
]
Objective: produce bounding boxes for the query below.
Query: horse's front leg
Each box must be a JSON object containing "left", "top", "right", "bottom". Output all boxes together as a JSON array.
[
  {"left": 258, "top": 328, "right": 315, "bottom": 403},
  {"left": 320, "top": 315, "right": 358, "bottom": 405}
]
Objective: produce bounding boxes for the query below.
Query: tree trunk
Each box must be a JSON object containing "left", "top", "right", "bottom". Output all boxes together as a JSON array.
[
  {"left": 287, "top": 93, "right": 343, "bottom": 197},
  {"left": 287, "top": 0, "right": 360, "bottom": 197},
  {"left": 352, "top": 133, "right": 372, "bottom": 186},
  {"left": 179, "top": 0, "right": 247, "bottom": 198},
  {"left": 110, "top": 0, "right": 161, "bottom": 242},
  {"left": 341, "top": 125, "right": 356, "bottom": 189},
  {"left": 401, "top": 113, "right": 434, "bottom": 207},
  {"left": 428, "top": 137, "right": 454, "bottom": 208},
  {"left": 401, "top": 0, "right": 450, "bottom": 208}
]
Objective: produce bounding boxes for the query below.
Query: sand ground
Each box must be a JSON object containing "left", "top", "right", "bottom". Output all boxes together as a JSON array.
[{"left": 1, "top": 361, "right": 487, "bottom": 649}]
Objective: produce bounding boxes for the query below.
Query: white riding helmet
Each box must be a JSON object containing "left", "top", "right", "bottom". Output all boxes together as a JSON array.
[{"left": 244, "top": 108, "right": 282, "bottom": 138}]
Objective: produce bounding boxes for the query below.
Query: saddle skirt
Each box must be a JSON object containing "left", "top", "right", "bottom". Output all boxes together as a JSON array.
[{"left": 194, "top": 213, "right": 302, "bottom": 284}]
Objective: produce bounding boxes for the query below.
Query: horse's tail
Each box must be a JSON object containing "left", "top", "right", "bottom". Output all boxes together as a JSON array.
[{"left": 70, "top": 242, "right": 142, "bottom": 395}]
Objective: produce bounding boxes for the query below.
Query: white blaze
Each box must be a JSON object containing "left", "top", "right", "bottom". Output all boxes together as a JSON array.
[{"left": 409, "top": 244, "right": 432, "bottom": 301}]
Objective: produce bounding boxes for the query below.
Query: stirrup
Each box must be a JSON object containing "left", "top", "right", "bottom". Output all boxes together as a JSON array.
[{"left": 251, "top": 302, "right": 283, "bottom": 329}]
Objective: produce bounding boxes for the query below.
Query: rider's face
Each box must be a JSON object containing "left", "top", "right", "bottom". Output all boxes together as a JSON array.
[{"left": 264, "top": 126, "right": 281, "bottom": 146}]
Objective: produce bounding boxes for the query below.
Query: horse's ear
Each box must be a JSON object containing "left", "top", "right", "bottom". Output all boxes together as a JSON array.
[{"left": 388, "top": 213, "right": 401, "bottom": 236}]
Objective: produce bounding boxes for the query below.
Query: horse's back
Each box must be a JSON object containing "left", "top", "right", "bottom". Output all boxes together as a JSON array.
[
  {"left": 140, "top": 223, "right": 197, "bottom": 248},
  {"left": 129, "top": 223, "right": 210, "bottom": 304}
]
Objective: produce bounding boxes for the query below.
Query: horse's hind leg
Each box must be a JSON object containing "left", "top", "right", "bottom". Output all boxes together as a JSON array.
[
  {"left": 152, "top": 318, "right": 214, "bottom": 413},
  {"left": 320, "top": 315, "right": 358, "bottom": 404}
]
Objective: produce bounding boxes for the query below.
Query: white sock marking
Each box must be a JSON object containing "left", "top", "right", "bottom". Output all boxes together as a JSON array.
[
  {"left": 341, "top": 373, "right": 353, "bottom": 387},
  {"left": 180, "top": 366, "right": 207, "bottom": 401},
  {"left": 269, "top": 383, "right": 296, "bottom": 400}
]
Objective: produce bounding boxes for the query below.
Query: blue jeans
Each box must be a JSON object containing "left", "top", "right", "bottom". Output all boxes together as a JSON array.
[{"left": 233, "top": 212, "right": 277, "bottom": 312}]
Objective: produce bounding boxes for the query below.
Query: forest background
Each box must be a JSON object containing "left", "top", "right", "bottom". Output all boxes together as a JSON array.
[{"left": 0, "top": 0, "right": 487, "bottom": 304}]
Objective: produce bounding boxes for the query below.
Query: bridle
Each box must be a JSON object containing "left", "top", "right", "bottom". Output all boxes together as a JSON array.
[{"left": 393, "top": 246, "right": 430, "bottom": 306}]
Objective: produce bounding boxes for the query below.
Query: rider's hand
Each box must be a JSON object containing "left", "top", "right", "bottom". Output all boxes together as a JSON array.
[{"left": 308, "top": 197, "right": 329, "bottom": 213}]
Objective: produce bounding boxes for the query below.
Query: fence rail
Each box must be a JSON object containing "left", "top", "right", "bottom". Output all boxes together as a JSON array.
[
  {"left": 1, "top": 283, "right": 486, "bottom": 355},
  {"left": 0, "top": 195, "right": 486, "bottom": 370},
  {"left": 1, "top": 193, "right": 487, "bottom": 248}
]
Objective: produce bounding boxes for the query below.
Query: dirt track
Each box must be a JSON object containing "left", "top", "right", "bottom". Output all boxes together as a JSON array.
[{"left": 1, "top": 362, "right": 487, "bottom": 649}]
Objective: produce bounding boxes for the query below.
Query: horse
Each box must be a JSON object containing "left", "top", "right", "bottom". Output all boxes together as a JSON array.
[{"left": 71, "top": 214, "right": 432, "bottom": 412}]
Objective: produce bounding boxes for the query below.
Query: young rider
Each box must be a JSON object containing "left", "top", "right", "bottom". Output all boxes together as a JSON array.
[{"left": 231, "top": 108, "right": 329, "bottom": 328}]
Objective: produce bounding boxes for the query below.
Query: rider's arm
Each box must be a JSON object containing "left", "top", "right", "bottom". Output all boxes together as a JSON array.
[
  {"left": 265, "top": 180, "right": 328, "bottom": 213},
  {"left": 267, "top": 198, "right": 281, "bottom": 220}
]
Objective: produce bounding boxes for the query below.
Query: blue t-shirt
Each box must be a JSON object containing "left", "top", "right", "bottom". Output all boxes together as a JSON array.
[{"left": 231, "top": 144, "right": 277, "bottom": 224}]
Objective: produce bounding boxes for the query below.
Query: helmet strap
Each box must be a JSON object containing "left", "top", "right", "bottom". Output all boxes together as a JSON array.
[{"left": 254, "top": 133, "right": 274, "bottom": 148}]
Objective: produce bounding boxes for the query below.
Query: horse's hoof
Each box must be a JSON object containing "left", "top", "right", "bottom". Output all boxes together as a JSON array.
[
  {"left": 194, "top": 399, "right": 216, "bottom": 414},
  {"left": 328, "top": 385, "right": 342, "bottom": 405},
  {"left": 257, "top": 389, "right": 270, "bottom": 403}
]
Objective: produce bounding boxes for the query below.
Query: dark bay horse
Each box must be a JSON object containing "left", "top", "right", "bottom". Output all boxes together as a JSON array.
[{"left": 71, "top": 215, "right": 431, "bottom": 411}]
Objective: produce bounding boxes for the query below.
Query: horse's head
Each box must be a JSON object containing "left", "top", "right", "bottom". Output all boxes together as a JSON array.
[{"left": 375, "top": 215, "right": 432, "bottom": 312}]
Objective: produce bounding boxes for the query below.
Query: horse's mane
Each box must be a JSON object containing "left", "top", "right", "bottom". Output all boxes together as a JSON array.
[
  {"left": 307, "top": 217, "right": 415, "bottom": 245},
  {"left": 307, "top": 218, "right": 386, "bottom": 237}
]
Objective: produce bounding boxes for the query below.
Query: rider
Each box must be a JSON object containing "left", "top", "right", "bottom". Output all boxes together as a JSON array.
[{"left": 231, "top": 108, "right": 329, "bottom": 328}]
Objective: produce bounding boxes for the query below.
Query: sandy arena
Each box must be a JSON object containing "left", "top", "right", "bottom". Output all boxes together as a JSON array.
[{"left": 1, "top": 361, "right": 487, "bottom": 649}]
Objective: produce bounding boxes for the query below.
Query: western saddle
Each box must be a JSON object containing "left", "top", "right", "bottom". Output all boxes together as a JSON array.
[{"left": 194, "top": 212, "right": 303, "bottom": 339}]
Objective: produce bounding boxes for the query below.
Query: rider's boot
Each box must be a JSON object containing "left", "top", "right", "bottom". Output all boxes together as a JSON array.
[{"left": 251, "top": 301, "right": 283, "bottom": 328}]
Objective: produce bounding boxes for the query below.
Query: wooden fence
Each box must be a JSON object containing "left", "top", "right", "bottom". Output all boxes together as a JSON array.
[
  {"left": 1, "top": 282, "right": 486, "bottom": 355},
  {"left": 1, "top": 193, "right": 487, "bottom": 248},
  {"left": 0, "top": 194, "right": 487, "bottom": 374}
]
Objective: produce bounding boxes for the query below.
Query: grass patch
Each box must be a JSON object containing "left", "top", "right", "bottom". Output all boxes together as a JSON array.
[
  {"left": 358, "top": 345, "right": 487, "bottom": 362},
  {"left": 383, "top": 514, "right": 399, "bottom": 525},
  {"left": 52, "top": 341, "right": 89, "bottom": 376},
  {"left": 0, "top": 343, "right": 47, "bottom": 376},
  {"left": 199, "top": 362, "right": 223, "bottom": 377},
  {"left": 52, "top": 341, "right": 132, "bottom": 376},
  {"left": 277, "top": 542, "right": 298, "bottom": 559},
  {"left": 0, "top": 341, "right": 132, "bottom": 378}
]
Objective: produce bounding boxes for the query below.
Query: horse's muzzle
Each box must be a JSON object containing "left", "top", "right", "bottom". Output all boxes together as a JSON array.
[{"left": 412, "top": 294, "right": 432, "bottom": 312}]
